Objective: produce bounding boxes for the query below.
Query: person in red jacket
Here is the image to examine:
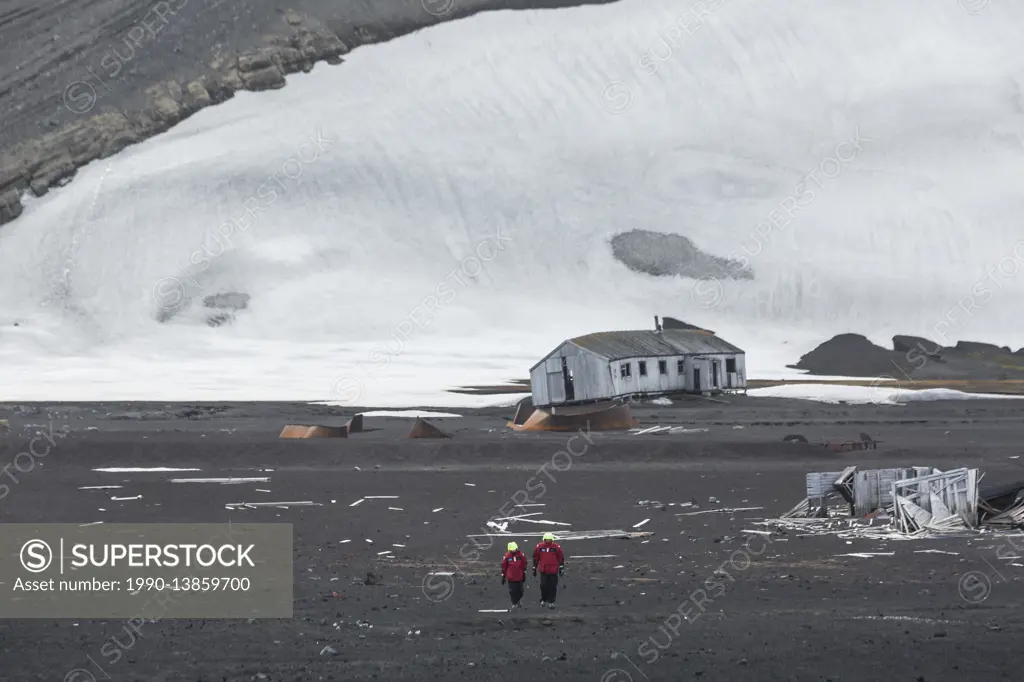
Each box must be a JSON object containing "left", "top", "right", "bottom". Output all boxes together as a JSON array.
[
  {"left": 532, "top": 532, "right": 565, "bottom": 608},
  {"left": 501, "top": 541, "right": 528, "bottom": 608}
]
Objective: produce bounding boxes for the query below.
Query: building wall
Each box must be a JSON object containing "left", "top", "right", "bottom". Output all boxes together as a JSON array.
[
  {"left": 530, "top": 342, "right": 615, "bottom": 406},
  {"left": 609, "top": 355, "right": 688, "bottom": 396},
  {"left": 612, "top": 353, "right": 745, "bottom": 395},
  {"left": 532, "top": 346, "right": 746, "bottom": 406},
  {"left": 684, "top": 356, "right": 706, "bottom": 391},
  {"left": 731, "top": 354, "right": 747, "bottom": 389},
  {"left": 530, "top": 361, "right": 551, "bottom": 406}
]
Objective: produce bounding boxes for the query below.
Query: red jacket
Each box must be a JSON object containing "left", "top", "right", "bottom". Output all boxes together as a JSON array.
[
  {"left": 502, "top": 550, "right": 527, "bottom": 582},
  {"left": 533, "top": 541, "right": 564, "bottom": 575}
]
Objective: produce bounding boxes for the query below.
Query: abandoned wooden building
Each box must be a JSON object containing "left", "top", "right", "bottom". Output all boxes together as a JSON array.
[{"left": 529, "top": 320, "right": 746, "bottom": 407}]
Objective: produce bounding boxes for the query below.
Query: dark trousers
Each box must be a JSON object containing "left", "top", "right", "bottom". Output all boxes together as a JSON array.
[
  {"left": 508, "top": 580, "right": 524, "bottom": 605},
  {"left": 539, "top": 572, "right": 559, "bottom": 603}
]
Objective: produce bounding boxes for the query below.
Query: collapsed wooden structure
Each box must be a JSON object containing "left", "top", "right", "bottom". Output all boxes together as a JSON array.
[{"left": 785, "top": 465, "right": 990, "bottom": 535}]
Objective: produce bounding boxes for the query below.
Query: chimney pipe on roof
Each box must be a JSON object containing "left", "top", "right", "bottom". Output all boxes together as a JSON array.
[{"left": 654, "top": 315, "right": 661, "bottom": 332}]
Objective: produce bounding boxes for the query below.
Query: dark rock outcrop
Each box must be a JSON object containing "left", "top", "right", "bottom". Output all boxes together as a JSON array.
[
  {"left": 0, "top": 0, "right": 621, "bottom": 231},
  {"left": 947, "top": 340, "right": 1014, "bottom": 357},
  {"left": 0, "top": 190, "right": 22, "bottom": 223},
  {"left": 0, "top": 16, "right": 351, "bottom": 226},
  {"left": 203, "top": 292, "right": 251, "bottom": 327},
  {"left": 892, "top": 335, "right": 941, "bottom": 355},
  {"left": 610, "top": 229, "right": 754, "bottom": 281},
  {"left": 792, "top": 333, "right": 1024, "bottom": 381},
  {"left": 204, "top": 293, "right": 251, "bottom": 311},
  {"left": 788, "top": 334, "right": 896, "bottom": 377}
]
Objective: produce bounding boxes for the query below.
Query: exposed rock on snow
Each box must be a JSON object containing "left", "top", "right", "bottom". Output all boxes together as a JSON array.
[{"left": 610, "top": 229, "right": 753, "bottom": 281}]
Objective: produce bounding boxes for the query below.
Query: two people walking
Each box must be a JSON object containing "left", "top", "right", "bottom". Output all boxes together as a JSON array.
[{"left": 501, "top": 532, "right": 565, "bottom": 609}]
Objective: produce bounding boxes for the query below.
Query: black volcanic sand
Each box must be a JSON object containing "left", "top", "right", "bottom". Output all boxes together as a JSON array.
[
  {"left": 2, "top": 398, "right": 1024, "bottom": 681},
  {"left": 791, "top": 332, "right": 1024, "bottom": 381}
]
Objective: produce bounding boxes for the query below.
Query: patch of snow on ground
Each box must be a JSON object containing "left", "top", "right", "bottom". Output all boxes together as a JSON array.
[
  {"left": 748, "top": 384, "right": 1024, "bottom": 405},
  {"left": 347, "top": 410, "right": 464, "bottom": 418}
]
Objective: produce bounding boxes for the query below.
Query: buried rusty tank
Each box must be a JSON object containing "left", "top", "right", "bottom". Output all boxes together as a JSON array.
[{"left": 508, "top": 400, "right": 638, "bottom": 432}]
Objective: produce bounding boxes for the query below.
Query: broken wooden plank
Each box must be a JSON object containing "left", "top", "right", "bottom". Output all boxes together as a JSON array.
[
  {"left": 226, "top": 501, "right": 322, "bottom": 508},
  {"left": 676, "top": 507, "right": 764, "bottom": 516}
]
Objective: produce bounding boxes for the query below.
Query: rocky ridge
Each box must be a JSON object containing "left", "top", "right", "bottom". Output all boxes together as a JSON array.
[
  {"left": 0, "top": 0, "right": 619, "bottom": 231},
  {"left": 790, "top": 333, "right": 1024, "bottom": 380},
  {"left": 0, "top": 11, "right": 346, "bottom": 227}
]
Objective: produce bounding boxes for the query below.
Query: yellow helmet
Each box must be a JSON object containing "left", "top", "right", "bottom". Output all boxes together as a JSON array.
[
  {"left": 542, "top": 532, "right": 555, "bottom": 542},
  {"left": 507, "top": 541, "right": 518, "bottom": 552}
]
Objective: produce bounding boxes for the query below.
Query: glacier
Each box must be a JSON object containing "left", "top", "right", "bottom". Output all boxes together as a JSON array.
[{"left": 1, "top": 0, "right": 1024, "bottom": 405}]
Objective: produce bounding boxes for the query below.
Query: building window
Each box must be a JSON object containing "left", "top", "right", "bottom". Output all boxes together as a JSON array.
[
  {"left": 620, "top": 362, "right": 631, "bottom": 378},
  {"left": 676, "top": 359, "right": 685, "bottom": 374},
  {"left": 726, "top": 358, "right": 737, "bottom": 373},
  {"left": 658, "top": 360, "right": 668, "bottom": 375},
  {"left": 638, "top": 361, "right": 647, "bottom": 376}
]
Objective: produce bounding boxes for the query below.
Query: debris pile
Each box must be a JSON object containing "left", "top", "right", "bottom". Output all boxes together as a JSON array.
[
  {"left": 773, "top": 465, "right": 1024, "bottom": 538},
  {"left": 637, "top": 500, "right": 696, "bottom": 510},
  {"left": 979, "top": 479, "right": 1024, "bottom": 528},
  {"left": 824, "top": 439, "right": 878, "bottom": 452},
  {"left": 891, "top": 468, "right": 978, "bottom": 534},
  {"left": 824, "top": 433, "right": 880, "bottom": 452}
]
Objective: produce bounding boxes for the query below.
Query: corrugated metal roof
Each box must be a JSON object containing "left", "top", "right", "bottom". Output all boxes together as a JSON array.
[{"left": 568, "top": 329, "right": 744, "bottom": 360}]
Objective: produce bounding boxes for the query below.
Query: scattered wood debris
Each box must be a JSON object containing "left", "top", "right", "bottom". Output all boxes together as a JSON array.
[
  {"left": 836, "top": 552, "right": 895, "bottom": 558},
  {"left": 629, "top": 426, "right": 709, "bottom": 435},
  {"left": 226, "top": 501, "right": 321, "bottom": 509},
  {"left": 676, "top": 507, "right": 763, "bottom": 516},
  {"left": 170, "top": 477, "right": 270, "bottom": 484}
]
